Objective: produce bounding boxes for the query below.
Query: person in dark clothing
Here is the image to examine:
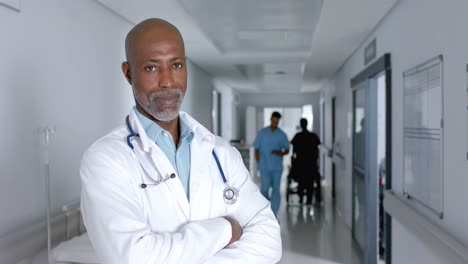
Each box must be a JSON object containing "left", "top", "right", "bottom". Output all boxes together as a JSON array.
[{"left": 290, "top": 118, "right": 322, "bottom": 205}]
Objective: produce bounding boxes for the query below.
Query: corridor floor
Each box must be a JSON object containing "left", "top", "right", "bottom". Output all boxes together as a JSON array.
[{"left": 278, "top": 195, "right": 362, "bottom": 264}]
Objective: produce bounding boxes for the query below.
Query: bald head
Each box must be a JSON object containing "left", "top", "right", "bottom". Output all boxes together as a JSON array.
[
  {"left": 125, "top": 18, "right": 185, "bottom": 64},
  {"left": 121, "top": 18, "right": 188, "bottom": 126}
]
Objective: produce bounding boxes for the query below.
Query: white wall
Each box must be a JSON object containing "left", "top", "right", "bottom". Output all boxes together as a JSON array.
[
  {"left": 322, "top": 76, "right": 353, "bottom": 222},
  {"left": 310, "top": 95, "right": 321, "bottom": 135},
  {"left": 214, "top": 80, "right": 239, "bottom": 141},
  {"left": 245, "top": 106, "right": 256, "bottom": 144},
  {"left": 0, "top": 0, "right": 215, "bottom": 245},
  {"left": 326, "top": 0, "right": 468, "bottom": 262},
  {"left": 182, "top": 61, "right": 214, "bottom": 130},
  {"left": 0, "top": 0, "right": 133, "bottom": 236}
]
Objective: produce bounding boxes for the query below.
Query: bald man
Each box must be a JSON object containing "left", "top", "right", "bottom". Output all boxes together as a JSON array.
[{"left": 80, "top": 18, "right": 281, "bottom": 264}]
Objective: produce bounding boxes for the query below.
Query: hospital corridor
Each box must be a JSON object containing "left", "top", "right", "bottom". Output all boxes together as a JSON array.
[{"left": 1, "top": 0, "right": 468, "bottom": 264}]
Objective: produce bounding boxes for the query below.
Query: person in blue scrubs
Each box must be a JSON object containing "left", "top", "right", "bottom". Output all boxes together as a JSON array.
[{"left": 253, "top": 111, "right": 290, "bottom": 215}]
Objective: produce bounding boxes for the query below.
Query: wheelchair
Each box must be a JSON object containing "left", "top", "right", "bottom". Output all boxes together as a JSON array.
[
  {"left": 286, "top": 164, "right": 303, "bottom": 205},
  {"left": 286, "top": 162, "right": 321, "bottom": 206}
]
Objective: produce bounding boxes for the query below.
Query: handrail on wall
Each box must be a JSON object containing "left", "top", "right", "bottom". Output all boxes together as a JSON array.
[
  {"left": 48, "top": 199, "right": 83, "bottom": 253},
  {"left": 61, "top": 200, "right": 82, "bottom": 240},
  {"left": 384, "top": 190, "right": 468, "bottom": 264}
]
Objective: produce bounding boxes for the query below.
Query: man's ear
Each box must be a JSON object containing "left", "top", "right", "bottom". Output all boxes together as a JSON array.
[{"left": 122, "top": 61, "right": 132, "bottom": 85}]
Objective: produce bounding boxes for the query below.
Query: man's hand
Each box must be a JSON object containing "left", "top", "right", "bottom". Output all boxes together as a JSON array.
[
  {"left": 223, "top": 216, "right": 243, "bottom": 246},
  {"left": 272, "top": 149, "right": 288, "bottom": 156},
  {"left": 271, "top": 150, "right": 282, "bottom": 156}
]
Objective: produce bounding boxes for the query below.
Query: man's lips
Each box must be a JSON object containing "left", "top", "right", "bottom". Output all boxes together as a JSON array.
[{"left": 153, "top": 94, "right": 179, "bottom": 106}]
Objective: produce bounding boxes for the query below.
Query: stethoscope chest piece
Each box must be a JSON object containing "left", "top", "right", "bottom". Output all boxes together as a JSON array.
[
  {"left": 223, "top": 186, "right": 239, "bottom": 204},
  {"left": 212, "top": 150, "right": 239, "bottom": 204}
]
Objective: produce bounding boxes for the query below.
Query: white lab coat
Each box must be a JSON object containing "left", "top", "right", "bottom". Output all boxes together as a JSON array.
[{"left": 80, "top": 110, "right": 281, "bottom": 264}]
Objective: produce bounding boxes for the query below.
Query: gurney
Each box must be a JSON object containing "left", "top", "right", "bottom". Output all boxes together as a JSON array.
[
  {"left": 42, "top": 127, "right": 99, "bottom": 263},
  {"left": 47, "top": 201, "right": 99, "bottom": 264}
]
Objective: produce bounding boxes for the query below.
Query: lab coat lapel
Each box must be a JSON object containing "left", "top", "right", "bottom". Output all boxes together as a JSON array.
[
  {"left": 189, "top": 137, "right": 214, "bottom": 220},
  {"left": 149, "top": 149, "right": 190, "bottom": 221},
  {"left": 129, "top": 111, "right": 190, "bottom": 221}
]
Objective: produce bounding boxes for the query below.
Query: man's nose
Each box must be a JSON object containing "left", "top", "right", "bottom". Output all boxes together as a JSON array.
[{"left": 158, "top": 68, "right": 175, "bottom": 88}]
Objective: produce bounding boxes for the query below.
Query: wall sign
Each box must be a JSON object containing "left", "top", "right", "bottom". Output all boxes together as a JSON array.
[{"left": 364, "top": 38, "right": 377, "bottom": 65}]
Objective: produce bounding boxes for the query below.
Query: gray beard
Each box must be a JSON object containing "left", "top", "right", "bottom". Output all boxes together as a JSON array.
[{"left": 136, "top": 88, "right": 184, "bottom": 122}]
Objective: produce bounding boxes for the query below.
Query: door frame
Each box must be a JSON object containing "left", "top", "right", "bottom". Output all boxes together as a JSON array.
[
  {"left": 331, "top": 97, "right": 336, "bottom": 199},
  {"left": 350, "top": 53, "right": 392, "bottom": 264},
  {"left": 211, "top": 89, "right": 222, "bottom": 136},
  {"left": 320, "top": 100, "right": 326, "bottom": 181}
]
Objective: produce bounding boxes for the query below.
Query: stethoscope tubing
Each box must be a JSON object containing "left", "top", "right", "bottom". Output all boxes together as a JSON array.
[
  {"left": 126, "top": 115, "right": 139, "bottom": 150},
  {"left": 125, "top": 115, "right": 232, "bottom": 188},
  {"left": 211, "top": 149, "right": 228, "bottom": 184}
]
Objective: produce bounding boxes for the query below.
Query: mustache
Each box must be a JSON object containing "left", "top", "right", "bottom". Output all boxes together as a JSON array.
[{"left": 148, "top": 88, "right": 183, "bottom": 100}]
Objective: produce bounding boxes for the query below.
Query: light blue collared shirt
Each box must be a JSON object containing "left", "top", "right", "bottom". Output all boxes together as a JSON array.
[{"left": 135, "top": 109, "right": 194, "bottom": 199}]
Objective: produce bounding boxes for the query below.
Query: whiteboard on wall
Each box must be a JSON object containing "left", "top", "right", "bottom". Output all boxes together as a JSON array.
[{"left": 403, "top": 55, "right": 443, "bottom": 217}]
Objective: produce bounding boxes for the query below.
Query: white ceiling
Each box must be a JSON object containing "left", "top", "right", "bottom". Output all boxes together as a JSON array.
[{"left": 96, "top": 0, "right": 398, "bottom": 93}]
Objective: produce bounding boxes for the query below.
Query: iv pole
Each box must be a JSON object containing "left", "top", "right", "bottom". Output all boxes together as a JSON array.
[{"left": 43, "top": 126, "right": 55, "bottom": 263}]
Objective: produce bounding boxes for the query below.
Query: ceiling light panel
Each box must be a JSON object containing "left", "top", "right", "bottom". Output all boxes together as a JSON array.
[
  {"left": 235, "top": 63, "right": 305, "bottom": 91},
  {"left": 177, "top": 0, "right": 323, "bottom": 54}
]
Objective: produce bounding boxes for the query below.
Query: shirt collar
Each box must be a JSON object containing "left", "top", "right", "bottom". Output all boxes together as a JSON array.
[{"left": 134, "top": 107, "right": 194, "bottom": 144}]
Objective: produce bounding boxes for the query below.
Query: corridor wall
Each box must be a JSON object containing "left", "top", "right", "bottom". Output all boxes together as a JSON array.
[
  {"left": 0, "top": 1, "right": 215, "bottom": 259},
  {"left": 327, "top": 0, "right": 468, "bottom": 263},
  {"left": 0, "top": 0, "right": 133, "bottom": 237}
]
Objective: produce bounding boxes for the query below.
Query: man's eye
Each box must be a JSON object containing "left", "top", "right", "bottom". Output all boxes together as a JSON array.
[
  {"left": 144, "top": 66, "right": 156, "bottom": 72},
  {"left": 174, "top": 63, "right": 183, "bottom": 69}
]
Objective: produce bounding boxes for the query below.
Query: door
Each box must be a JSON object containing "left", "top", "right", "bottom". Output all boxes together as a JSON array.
[
  {"left": 351, "top": 54, "right": 392, "bottom": 264},
  {"left": 352, "top": 85, "right": 366, "bottom": 255}
]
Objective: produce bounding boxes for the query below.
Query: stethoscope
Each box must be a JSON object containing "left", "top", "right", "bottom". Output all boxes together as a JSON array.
[{"left": 125, "top": 115, "right": 239, "bottom": 204}]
